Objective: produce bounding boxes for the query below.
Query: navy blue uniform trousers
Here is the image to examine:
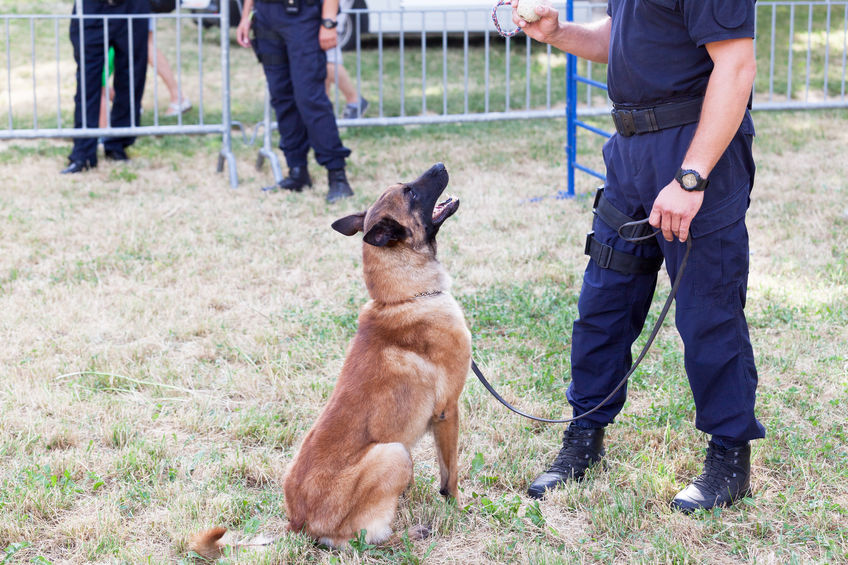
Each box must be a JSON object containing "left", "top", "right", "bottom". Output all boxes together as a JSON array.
[
  {"left": 252, "top": 0, "right": 350, "bottom": 171},
  {"left": 567, "top": 123, "right": 766, "bottom": 444},
  {"left": 69, "top": 0, "right": 149, "bottom": 165}
]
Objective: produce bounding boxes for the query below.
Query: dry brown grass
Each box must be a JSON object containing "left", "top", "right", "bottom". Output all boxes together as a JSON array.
[
  {"left": 1, "top": 2, "right": 847, "bottom": 562},
  {"left": 0, "top": 108, "right": 846, "bottom": 563}
]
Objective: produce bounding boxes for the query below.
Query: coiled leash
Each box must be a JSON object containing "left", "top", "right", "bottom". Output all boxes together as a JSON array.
[
  {"left": 492, "top": 0, "right": 522, "bottom": 38},
  {"left": 471, "top": 217, "right": 693, "bottom": 424}
]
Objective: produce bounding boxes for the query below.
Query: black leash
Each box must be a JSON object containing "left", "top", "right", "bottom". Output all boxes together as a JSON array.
[{"left": 471, "top": 219, "right": 692, "bottom": 424}]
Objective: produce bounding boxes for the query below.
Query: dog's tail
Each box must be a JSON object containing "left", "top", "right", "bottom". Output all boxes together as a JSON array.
[
  {"left": 189, "top": 527, "right": 227, "bottom": 560},
  {"left": 189, "top": 527, "right": 280, "bottom": 559}
]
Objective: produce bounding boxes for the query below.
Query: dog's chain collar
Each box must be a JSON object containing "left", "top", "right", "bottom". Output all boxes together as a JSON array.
[{"left": 413, "top": 290, "right": 443, "bottom": 298}]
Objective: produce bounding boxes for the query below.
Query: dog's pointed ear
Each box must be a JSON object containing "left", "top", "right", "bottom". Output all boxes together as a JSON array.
[
  {"left": 331, "top": 212, "right": 367, "bottom": 236},
  {"left": 363, "top": 217, "right": 408, "bottom": 247}
]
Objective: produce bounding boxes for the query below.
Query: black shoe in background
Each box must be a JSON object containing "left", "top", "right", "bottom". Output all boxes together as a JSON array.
[
  {"left": 527, "top": 423, "right": 606, "bottom": 499},
  {"left": 60, "top": 159, "right": 93, "bottom": 174},
  {"left": 671, "top": 441, "right": 751, "bottom": 514},
  {"left": 263, "top": 166, "right": 312, "bottom": 193},
  {"left": 326, "top": 168, "right": 353, "bottom": 202},
  {"left": 104, "top": 148, "right": 129, "bottom": 161}
]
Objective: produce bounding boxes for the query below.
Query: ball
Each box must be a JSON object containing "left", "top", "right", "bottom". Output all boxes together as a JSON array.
[{"left": 516, "top": 0, "right": 543, "bottom": 23}]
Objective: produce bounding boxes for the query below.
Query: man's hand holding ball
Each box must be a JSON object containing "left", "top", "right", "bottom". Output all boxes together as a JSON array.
[
  {"left": 515, "top": 0, "right": 544, "bottom": 23},
  {"left": 511, "top": 0, "right": 559, "bottom": 44}
]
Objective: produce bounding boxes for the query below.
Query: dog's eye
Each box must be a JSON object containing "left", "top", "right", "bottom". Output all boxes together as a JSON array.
[{"left": 404, "top": 186, "right": 418, "bottom": 200}]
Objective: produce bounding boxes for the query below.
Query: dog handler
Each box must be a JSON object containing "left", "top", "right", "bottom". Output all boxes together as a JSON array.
[
  {"left": 514, "top": 1, "right": 765, "bottom": 512},
  {"left": 237, "top": 0, "right": 354, "bottom": 202}
]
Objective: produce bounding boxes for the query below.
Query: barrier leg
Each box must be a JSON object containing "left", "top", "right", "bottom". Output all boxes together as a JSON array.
[{"left": 257, "top": 87, "right": 283, "bottom": 183}]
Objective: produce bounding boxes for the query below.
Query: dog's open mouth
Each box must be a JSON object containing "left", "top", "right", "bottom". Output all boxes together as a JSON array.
[{"left": 432, "top": 196, "right": 459, "bottom": 226}]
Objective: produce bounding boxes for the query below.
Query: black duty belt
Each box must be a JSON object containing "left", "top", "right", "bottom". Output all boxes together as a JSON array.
[{"left": 611, "top": 97, "right": 703, "bottom": 137}]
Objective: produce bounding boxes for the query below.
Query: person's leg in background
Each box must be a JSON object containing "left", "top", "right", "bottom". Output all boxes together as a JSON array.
[
  {"left": 98, "top": 47, "right": 115, "bottom": 129},
  {"left": 325, "top": 43, "right": 367, "bottom": 119},
  {"left": 253, "top": 6, "right": 314, "bottom": 193},
  {"left": 148, "top": 19, "right": 191, "bottom": 117},
  {"left": 64, "top": 0, "right": 106, "bottom": 173},
  {"left": 282, "top": 4, "right": 352, "bottom": 201},
  {"left": 103, "top": 1, "right": 148, "bottom": 160}
]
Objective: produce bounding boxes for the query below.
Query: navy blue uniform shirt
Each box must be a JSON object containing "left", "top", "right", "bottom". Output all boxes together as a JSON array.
[{"left": 606, "top": 0, "right": 756, "bottom": 134}]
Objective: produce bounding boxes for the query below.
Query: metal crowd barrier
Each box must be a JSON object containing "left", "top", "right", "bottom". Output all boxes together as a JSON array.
[
  {"left": 754, "top": 0, "right": 848, "bottom": 109},
  {"left": 326, "top": 2, "right": 598, "bottom": 127},
  {"left": 566, "top": 0, "right": 848, "bottom": 195},
  {"left": 2, "top": 1, "right": 846, "bottom": 191},
  {"left": 257, "top": 1, "right": 603, "bottom": 185},
  {"left": 1, "top": 0, "right": 236, "bottom": 186}
]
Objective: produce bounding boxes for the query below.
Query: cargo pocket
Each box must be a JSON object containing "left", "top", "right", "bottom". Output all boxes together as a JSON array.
[{"left": 693, "top": 219, "right": 749, "bottom": 302}]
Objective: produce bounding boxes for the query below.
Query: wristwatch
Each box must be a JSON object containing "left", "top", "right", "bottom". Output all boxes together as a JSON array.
[
  {"left": 321, "top": 18, "right": 338, "bottom": 29},
  {"left": 675, "top": 168, "right": 709, "bottom": 192}
]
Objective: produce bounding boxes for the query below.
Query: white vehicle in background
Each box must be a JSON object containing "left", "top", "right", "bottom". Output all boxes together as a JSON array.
[{"left": 338, "top": 1, "right": 603, "bottom": 51}]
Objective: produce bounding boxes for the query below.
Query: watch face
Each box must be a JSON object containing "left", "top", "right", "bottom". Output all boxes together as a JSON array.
[{"left": 681, "top": 172, "right": 698, "bottom": 189}]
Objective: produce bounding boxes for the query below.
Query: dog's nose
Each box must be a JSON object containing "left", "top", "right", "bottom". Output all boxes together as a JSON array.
[{"left": 429, "top": 162, "right": 446, "bottom": 176}]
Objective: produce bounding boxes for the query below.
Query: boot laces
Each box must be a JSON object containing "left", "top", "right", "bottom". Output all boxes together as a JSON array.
[
  {"left": 693, "top": 445, "right": 741, "bottom": 492},
  {"left": 549, "top": 427, "right": 600, "bottom": 474}
]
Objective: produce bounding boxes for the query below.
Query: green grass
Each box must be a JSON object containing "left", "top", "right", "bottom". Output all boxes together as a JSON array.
[
  {"left": 1, "top": 1, "right": 848, "bottom": 562},
  {"left": 0, "top": 112, "right": 845, "bottom": 562}
]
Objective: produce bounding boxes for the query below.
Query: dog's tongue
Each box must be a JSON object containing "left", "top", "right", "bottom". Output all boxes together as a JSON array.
[{"left": 432, "top": 196, "right": 453, "bottom": 221}]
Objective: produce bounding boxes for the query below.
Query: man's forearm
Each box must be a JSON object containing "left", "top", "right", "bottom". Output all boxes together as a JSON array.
[
  {"left": 515, "top": 5, "right": 610, "bottom": 64},
  {"left": 322, "top": 0, "right": 339, "bottom": 20},
  {"left": 241, "top": 0, "right": 254, "bottom": 19},
  {"left": 547, "top": 17, "right": 611, "bottom": 64},
  {"left": 681, "top": 38, "right": 756, "bottom": 177}
]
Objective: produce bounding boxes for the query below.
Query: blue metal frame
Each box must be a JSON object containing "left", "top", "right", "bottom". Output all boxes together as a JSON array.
[{"left": 565, "top": 0, "right": 612, "bottom": 197}]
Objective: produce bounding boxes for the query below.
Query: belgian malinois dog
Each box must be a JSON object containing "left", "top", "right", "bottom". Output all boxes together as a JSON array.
[{"left": 191, "top": 163, "right": 470, "bottom": 556}]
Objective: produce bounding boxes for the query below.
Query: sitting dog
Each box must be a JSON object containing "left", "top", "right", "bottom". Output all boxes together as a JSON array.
[{"left": 191, "top": 163, "right": 470, "bottom": 555}]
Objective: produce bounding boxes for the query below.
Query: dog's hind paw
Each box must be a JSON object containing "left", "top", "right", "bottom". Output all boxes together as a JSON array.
[{"left": 407, "top": 524, "right": 431, "bottom": 541}]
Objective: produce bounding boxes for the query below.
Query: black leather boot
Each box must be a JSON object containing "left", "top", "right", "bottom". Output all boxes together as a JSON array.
[
  {"left": 262, "top": 166, "right": 312, "bottom": 193},
  {"left": 60, "top": 159, "right": 94, "bottom": 174},
  {"left": 527, "top": 423, "right": 605, "bottom": 499},
  {"left": 326, "top": 168, "right": 354, "bottom": 202},
  {"left": 671, "top": 440, "right": 751, "bottom": 514}
]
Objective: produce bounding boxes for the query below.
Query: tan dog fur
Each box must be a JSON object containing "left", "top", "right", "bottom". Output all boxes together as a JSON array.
[
  {"left": 191, "top": 163, "right": 470, "bottom": 555},
  {"left": 286, "top": 163, "right": 470, "bottom": 547}
]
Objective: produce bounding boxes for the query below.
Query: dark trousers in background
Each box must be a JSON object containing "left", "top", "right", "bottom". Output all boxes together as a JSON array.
[
  {"left": 69, "top": 0, "right": 149, "bottom": 165},
  {"left": 252, "top": 0, "right": 350, "bottom": 171}
]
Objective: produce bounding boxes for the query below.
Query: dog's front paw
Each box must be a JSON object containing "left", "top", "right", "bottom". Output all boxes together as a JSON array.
[{"left": 439, "top": 486, "right": 458, "bottom": 499}]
